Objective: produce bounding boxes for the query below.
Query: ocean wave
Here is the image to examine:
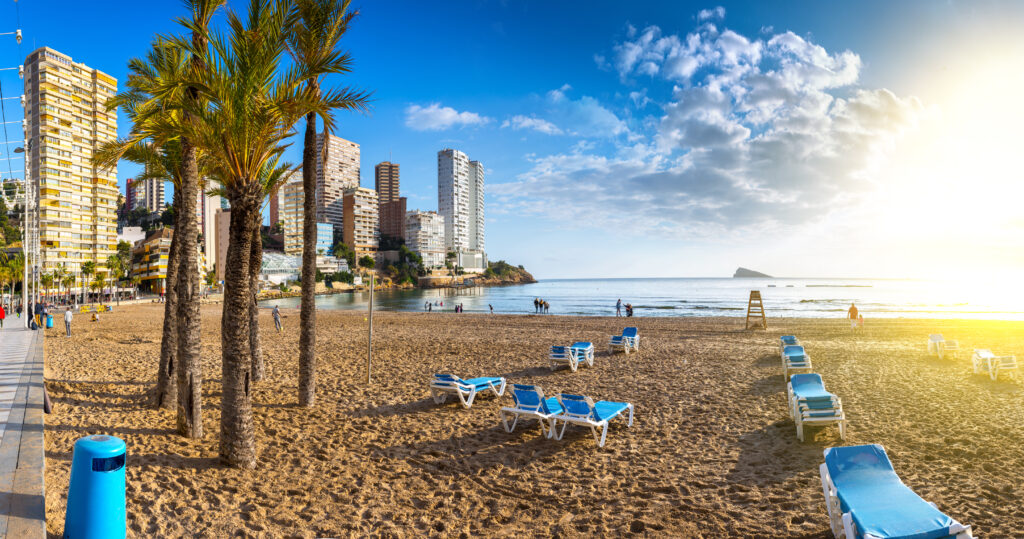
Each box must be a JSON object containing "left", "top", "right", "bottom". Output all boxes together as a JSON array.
[{"left": 805, "top": 284, "right": 873, "bottom": 288}]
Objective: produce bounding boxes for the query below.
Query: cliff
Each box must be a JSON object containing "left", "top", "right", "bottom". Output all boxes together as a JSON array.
[{"left": 733, "top": 267, "right": 772, "bottom": 278}]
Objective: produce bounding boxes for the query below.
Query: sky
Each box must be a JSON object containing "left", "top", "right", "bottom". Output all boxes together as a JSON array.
[{"left": 1, "top": 0, "right": 1024, "bottom": 280}]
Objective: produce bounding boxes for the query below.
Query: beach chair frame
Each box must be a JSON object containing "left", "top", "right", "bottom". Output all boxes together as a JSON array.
[
  {"left": 972, "top": 349, "right": 1018, "bottom": 381},
  {"left": 609, "top": 328, "right": 639, "bottom": 354},
  {"left": 819, "top": 461, "right": 973, "bottom": 539},
  {"left": 550, "top": 343, "right": 594, "bottom": 372},
  {"left": 787, "top": 378, "right": 846, "bottom": 442},
  {"left": 779, "top": 336, "right": 799, "bottom": 358},
  {"left": 499, "top": 384, "right": 561, "bottom": 438},
  {"left": 782, "top": 346, "right": 813, "bottom": 379},
  {"left": 938, "top": 339, "right": 960, "bottom": 360},
  {"left": 551, "top": 394, "right": 633, "bottom": 448},
  {"left": 430, "top": 374, "right": 506, "bottom": 408}
]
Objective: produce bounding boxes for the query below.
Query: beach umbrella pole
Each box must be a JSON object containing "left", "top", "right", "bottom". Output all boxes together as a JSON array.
[{"left": 367, "top": 274, "right": 374, "bottom": 384}]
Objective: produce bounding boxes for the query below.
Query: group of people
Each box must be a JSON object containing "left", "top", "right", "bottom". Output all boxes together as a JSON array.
[
  {"left": 423, "top": 300, "right": 446, "bottom": 312},
  {"left": 533, "top": 298, "right": 550, "bottom": 313},
  {"left": 847, "top": 303, "right": 864, "bottom": 329},
  {"left": 615, "top": 299, "right": 634, "bottom": 317}
]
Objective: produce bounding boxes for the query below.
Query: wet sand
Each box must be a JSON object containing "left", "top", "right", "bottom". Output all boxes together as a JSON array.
[{"left": 41, "top": 304, "right": 1024, "bottom": 537}]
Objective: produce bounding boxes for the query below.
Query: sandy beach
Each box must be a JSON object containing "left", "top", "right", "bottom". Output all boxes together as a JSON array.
[{"left": 40, "top": 303, "right": 1024, "bottom": 537}]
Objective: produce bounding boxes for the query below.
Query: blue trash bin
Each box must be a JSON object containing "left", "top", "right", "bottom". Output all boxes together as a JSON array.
[
  {"left": 64, "top": 435, "right": 126, "bottom": 539},
  {"left": 46, "top": 314, "right": 54, "bottom": 329}
]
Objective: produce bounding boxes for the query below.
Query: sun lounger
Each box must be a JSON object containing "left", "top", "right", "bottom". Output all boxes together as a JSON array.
[
  {"left": 551, "top": 394, "right": 633, "bottom": 448},
  {"left": 430, "top": 374, "right": 506, "bottom": 408},
  {"left": 787, "top": 374, "right": 845, "bottom": 442},
  {"left": 609, "top": 327, "right": 640, "bottom": 354},
  {"left": 780, "top": 335, "right": 799, "bottom": 356},
  {"left": 782, "top": 345, "right": 812, "bottom": 379},
  {"left": 928, "top": 334, "right": 960, "bottom": 360},
  {"left": 550, "top": 342, "right": 594, "bottom": 372},
  {"left": 499, "top": 384, "right": 563, "bottom": 438},
  {"left": 972, "top": 349, "right": 1018, "bottom": 381},
  {"left": 820, "top": 444, "right": 973, "bottom": 539}
]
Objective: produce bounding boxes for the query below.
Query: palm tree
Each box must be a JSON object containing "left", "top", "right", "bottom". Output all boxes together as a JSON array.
[
  {"left": 40, "top": 273, "right": 53, "bottom": 303},
  {"left": 174, "top": 0, "right": 337, "bottom": 468},
  {"left": 285, "top": 0, "right": 370, "bottom": 407},
  {"left": 106, "top": 254, "right": 124, "bottom": 305},
  {"left": 61, "top": 274, "right": 74, "bottom": 305},
  {"left": 81, "top": 261, "right": 96, "bottom": 304}
]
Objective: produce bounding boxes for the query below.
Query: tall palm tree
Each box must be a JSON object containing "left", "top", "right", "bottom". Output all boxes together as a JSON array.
[
  {"left": 40, "top": 273, "right": 53, "bottom": 303},
  {"left": 81, "top": 261, "right": 96, "bottom": 304},
  {"left": 174, "top": 0, "right": 336, "bottom": 468},
  {"left": 285, "top": 0, "right": 370, "bottom": 407},
  {"left": 61, "top": 274, "right": 75, "bottom": 306},
  {"left": 106, "top": 254, "right": 124, "bottom": 305}
]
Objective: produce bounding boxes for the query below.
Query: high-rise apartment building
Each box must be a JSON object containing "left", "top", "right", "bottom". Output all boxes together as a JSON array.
[
  {"left": 375, "top": 161, "right": 406, "bottom": 240},
  {"left": 24, "top": 47, "right": 119, "bottom": 274},
  {"left": 198, "top": 186, "right": 221, "bottom": 272},
  {"left": 125, "top": 178, "right": 137, "bottom": 211},
  {"left": 134, "top": 177, "right": 165, "bottom": 213},
  {"left": 342, "top": 187, "right": 379, "bottom": 254},
  {"left": 404, "top": 210, "right": 445, "bottom": 268},
  {"left": 280, "top": 175, "right": 304, "bottom": 256},
  {"left": 315, "top": 133, "right": 360, "bottom": 230},
  {"left": 437, "top": 149, "right": 484, "bottom": 253},
  {"left": 375, "top": 161, "right": 400, "bottom": 202}
]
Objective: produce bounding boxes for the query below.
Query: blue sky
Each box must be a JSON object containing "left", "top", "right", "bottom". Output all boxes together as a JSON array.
[{"left": 2, "top": 1, "right": 1024, "bottom": 279}]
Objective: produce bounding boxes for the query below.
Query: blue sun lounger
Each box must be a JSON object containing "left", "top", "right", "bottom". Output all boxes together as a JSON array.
[
  {"left": 780, "top": 335, "right": 799, "bottom": 356},
  {"left": 787, "top": 374, "right": 846, "bottom": 442},
  {"left": 499, "top": 384, "right": 564, "bottom": 438},
  {"left": 550, "top": 343, "right": 593, "bottom": 372},
  {"left": 430, "top": 374, "right": 506, "bottom": 408},
  {"left": 782, "top": 345, "right": 812, "bottom": 379},
  {"left": 609, "top": 327, "right": 639, "bottom": 354},
  {"left": 551, "top": 394, "right": 633, "bottom": 448},
  {"left": 820, "top": 445, "right": 973, "bottom": 539}
]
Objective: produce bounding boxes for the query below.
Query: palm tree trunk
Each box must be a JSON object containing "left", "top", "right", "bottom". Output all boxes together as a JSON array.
[
  {"left": 175, "top": 141, "right": 203, "bottom": 438},
  {"left": 155, "top": 190, "right": 182, "bottom": 409},
  {"left": 249, "top": 222, "right": 264, "bottom": 382},
  {"left": 220, "top": 196, "right": 258, "bottom": 469},
  {"left": 298, "top": 109, "right": 318, "bottom": 407}
]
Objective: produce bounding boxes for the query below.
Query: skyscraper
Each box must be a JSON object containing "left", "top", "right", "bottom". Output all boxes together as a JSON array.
[
  {"left": 23, "top": 47, "right": 118, "bottom": 274},
  {"left": 134, "top": 177, "right": 165, "bottom": 212},
  {"left": 404, "top": 210, "right": 445, "bottom": 268},
  {"left": 437, "top": 149, "right": 484, "bottom": 253},
  {"left": 342, "top": 187, "right": 379, "bottom": 254},
  {"left": 280, "top": 174, "right": 304, "bottom": 256},
  {"left": 375, "top": 161, "right": 405, "bottom": 241},
  {"left": 125, "top": 178, "right": 137, "bottom": 211},
  {"left": 315, "top": 132, "right": 360, "bottom": 231}
]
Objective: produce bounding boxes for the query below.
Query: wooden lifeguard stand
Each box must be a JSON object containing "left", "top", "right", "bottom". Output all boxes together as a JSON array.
[{"left": 746, "top": 290, "right": 767, "bottom": 330}]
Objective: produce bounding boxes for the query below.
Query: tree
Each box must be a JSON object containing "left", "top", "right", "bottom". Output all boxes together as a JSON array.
[
  {"left": 358, "top": 255, "right": 375, "bottom": 270},
  {"left": 107, "top": 254, "right": 125, "bottom": 305},
  {"left": 61, "top": 274, "right": 75, "bottom": 306},
  {"left": 81, "top": 261, "right": 96, "bottom": 304},
  {"left": 204, "top": 269, "right": 216, "bottom": 287},
  {"left": 40, "top": 273, "right": 53, "bottom": 303},
  {"left": 332, "top": 241, "right": 356, "bottom": 270},
  {"left": 286, "top": 0, "right": 370, "bottom": 408}
]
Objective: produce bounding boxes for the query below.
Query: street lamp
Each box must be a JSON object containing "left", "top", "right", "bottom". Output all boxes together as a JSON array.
[{"left": 13, "top": 144, "right": 31, "bottom": 326}]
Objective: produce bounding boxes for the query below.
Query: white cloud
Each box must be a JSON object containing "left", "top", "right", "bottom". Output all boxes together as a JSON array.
[
  {"left": 502, "top": 115, "right": 563, "bottom": 135},
  {"left": 697, "top": 6, "right": 726, "bottom": 21},
  {"left": 404, "top": 103, "right": 490, "bottom": 131},
  {"left": 491, "top": 20, "right": 925, "bottom": 237}
]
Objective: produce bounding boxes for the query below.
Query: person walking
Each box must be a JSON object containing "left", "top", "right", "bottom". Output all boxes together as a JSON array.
[
  {"left": 489, "top": 304, "right": 493, "bottom": 314},
  {"left": 15, "top": 304, "right": 21, "bottom": 318},
  {"left": 847, "top": 303, "right": 859, "bottom": 330},
  {"left": 272, "top": 305, "right": 282, "bottom": 333},
  {"left": 64, "top": 307, "right": 73, "bottom": 337},
  {"left": 616, "top": 298, "right": 622, "bottom": 317},
  {"left": 0, "top": 303, "right": 5, "bottom": 329}
]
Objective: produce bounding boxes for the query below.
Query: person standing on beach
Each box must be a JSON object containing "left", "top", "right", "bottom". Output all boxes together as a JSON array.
[
  {"left": 64, "top": 307, "right": 73, "bottom": 337},
  {"left": 543, "top": 301, "right": 549, "bottom": 314},
  {"left": 489, "top": 304, "right": 493, "bottom": 314},
  {"left": 616, "top": 299, "right": 622, "bottom": 317},
  {"left": 272, "top": 305, "right": 282, "bottom": 333},
  {"left": 848, "top": 303, "right": 859, "bottom": 329}
]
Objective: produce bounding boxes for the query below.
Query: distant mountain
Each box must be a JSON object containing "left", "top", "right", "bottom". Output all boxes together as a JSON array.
[{"left": 733, "top": 267, "right": 772, "bottom": 278}]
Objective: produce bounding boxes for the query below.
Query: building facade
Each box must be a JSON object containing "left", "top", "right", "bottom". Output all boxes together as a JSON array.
[
  {"left": 342, "top": 187, "right": 379, "bottom": 254},
  {"left": 404, "top": 210, "right": 445, "bottom": 268},
  {"left": 198, "top": 186, "right": 221, "bottom": 272},
  {"left": 280, "top": 177, "right": 304, "bottom": 256},
  {"left": 437, "top": 149, "right": 484, "bottom": 253},
  {"left": 214, "top": 208, "right": 230, "bottom": 282},
  {"left": 23, "top": 47, "right": 119, "bottom": 275},
  {"left": 315, "top": 133, "right": 360, "bottom": 231},
  {"left": 125, "top": 178, "right": 137, "bottom": 211},
  {"left": 130, "top": 227, "right": 206, "bottom": 294},
  {"left": 374, "top": 161, "right": 399, "bottom": 203},
  {"left": 314, "top": 222, "right": 333, "bottom": 254},
  {"left": 375, "top": 161, "right": 406, "bottom": 240},
  {"left": 134, "top": 177, "right": 165, "bottom": 213}
]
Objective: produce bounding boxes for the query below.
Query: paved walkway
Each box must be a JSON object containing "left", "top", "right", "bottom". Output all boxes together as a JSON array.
[{"left": 0, "top": 325, "right": 46, "bottom": 537}]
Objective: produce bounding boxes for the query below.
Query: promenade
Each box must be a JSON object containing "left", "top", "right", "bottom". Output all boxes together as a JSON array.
[{"left": 0, "top": 325, "right": 46, "bottom": 537}]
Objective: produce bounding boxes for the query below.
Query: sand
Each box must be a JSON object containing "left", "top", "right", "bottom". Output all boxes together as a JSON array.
[{"left": 40, "top": 303, "right": 1024, "bottom": 537}]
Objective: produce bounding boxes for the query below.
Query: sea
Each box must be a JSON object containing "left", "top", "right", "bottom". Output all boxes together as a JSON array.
[{"left": 258, "top": 278, "right": 1024, "bottom": 320}]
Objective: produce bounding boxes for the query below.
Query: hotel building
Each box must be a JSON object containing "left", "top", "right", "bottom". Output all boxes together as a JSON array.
[
  {"left": 23, "top": 47, "right": 119, "bottom": 275},
  {"left": 375, "top": 161, "right": 406, "bottom": 240},
  {"left": 404, "top": 210, "right": 445, "bottom": 268}
]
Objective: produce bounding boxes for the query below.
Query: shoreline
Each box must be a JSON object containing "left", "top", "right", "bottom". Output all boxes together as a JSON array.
[{"left": 42, "top": 304, "right": 1024, "bottom": 536}]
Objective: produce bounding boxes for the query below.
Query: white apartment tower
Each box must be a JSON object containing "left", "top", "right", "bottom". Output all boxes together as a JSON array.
[
  {"left": 315, "top": 132, "right": 360, "bottom": 231},
  {"left": 437, "top": 149, "right": 485, "bottom": 253},
  {"left": 404, "top": 210, "right": 445, "bottom": 268},
  {"left": 280, "top": 173, "right": 304, "bottom": 256},
  {"left": 133, "top": 177, "right": 165, "bottom": 213},
  {"left": 23, "top": 47, "right": 118, "bottom": 274}
]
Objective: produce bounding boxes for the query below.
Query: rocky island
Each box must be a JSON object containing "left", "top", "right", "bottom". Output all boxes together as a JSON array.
[{"left": 733, "top": 267, "right": 772, "bottom": 278}]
